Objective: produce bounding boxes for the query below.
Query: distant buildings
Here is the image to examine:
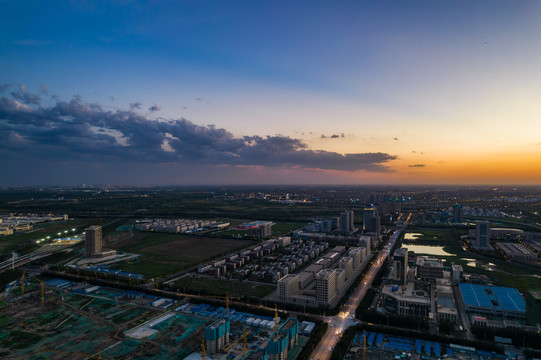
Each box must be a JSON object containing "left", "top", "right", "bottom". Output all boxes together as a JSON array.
[
  {"left": 363, "top": 208, "right": 376, "bottom": 232},
  {"left": 452, "top": 204, "right": 463, "bottom": 222},
  {"left": 475, "top": 221, "right": 491, "bottom": 248},
  {"left": 340, "top": 210, "right": 354, "bottom": 234}
]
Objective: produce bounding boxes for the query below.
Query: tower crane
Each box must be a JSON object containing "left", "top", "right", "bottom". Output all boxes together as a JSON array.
[{"left": 30, "top": 276, "right": 45, "bottom": 308}]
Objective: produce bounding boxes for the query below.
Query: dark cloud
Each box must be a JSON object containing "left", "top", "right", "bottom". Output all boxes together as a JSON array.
[
  {"left": 149, "top": 104, "right": 161, "bottom": 112},
  {"left": 10, "top": 84, "right": 41, "bottom": 105},
  {"left": 0, "top": 94, "right": 397, "bottom": 173},
  {"left": 0, "top": 84, "right": 11, "bottom": 93},
  {"left": 130, "top": 101, "right": 142, "bottom": 110},
  {"left": 408, "top": 164, "right": 426, "bottom": 168}
]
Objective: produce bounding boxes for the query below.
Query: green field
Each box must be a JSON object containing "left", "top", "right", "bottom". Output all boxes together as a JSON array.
[{"left": 172, "top": 276, "right": 276, "bottom": 299}]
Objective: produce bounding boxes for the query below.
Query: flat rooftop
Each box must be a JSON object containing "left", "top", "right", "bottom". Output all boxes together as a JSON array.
[{"left": 460, "top": 283, "right": 525, "bottom": 312}]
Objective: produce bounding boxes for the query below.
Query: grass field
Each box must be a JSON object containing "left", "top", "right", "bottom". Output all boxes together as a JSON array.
[
  {"left": 109, "top": 232, "right": 255, "bottom": 277},
  {"left": 173, "top": 276, "right": 276, "bottom": 299}
]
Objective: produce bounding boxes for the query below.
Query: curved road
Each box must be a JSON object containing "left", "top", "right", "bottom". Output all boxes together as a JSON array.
[{"left": 310, "top": 215, "right": 410, "bottom": 360}]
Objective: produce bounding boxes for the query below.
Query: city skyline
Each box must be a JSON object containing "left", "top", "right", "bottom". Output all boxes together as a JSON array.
[{"left": 1, "top": 1, "right": 540, "bottom": 185}]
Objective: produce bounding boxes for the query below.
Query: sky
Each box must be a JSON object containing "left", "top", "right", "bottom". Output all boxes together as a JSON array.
[{"left": 1, "top": 0, "right": 541, "bottom": 186}]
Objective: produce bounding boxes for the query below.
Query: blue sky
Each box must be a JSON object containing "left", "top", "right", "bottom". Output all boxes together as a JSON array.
[{"left": 1, "top": 1, "right": 541, "bottom": 185}]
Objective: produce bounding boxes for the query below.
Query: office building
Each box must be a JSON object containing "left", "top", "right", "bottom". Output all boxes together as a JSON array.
[
  {"left": 205, "top": 319, "right": 230, "bottom": 354},
  {"left": 392, "top": 248, "right": 408, "bottom": 286},
  {"left": 416, "top": 256, "right": 444, "bottom": 280},
  {"left": 475, "top": 221, "right": 490, "bottom": 248},
  {"left": 85, "top": 225, "right": 102, "bottom": 258},
  {"left": 277, "top": 274, "right": 299, "bottom": 301},
  {"left": 382, "top": 283, "right": 431, "bottom": 317}
]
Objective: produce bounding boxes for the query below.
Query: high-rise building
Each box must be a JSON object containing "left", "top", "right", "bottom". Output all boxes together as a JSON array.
[
  {"left": 476, "top": 221, "right": 490, "bottom": 248},
  {"left": 85, "top": 225, "right": 102, "bottom": 258},
  {"left": 332, "top": 216, "right": 341, "bottom": 231},
  {"left": 392, "top": 248, "right": 408, "bottom": 286},
  {"left": 452, "top": 204, "right": 463, "bottom": 222},
  {"left": 370, "top": 215, "right": 381, "bottom": 239},
  {"left": 340, "top": 210, "right": 354, "bottom": 234},
  {"left": 267, "top": 332, "right": 289, "bottom": 360},
  {"left": 205, "top": 319, "right": 230, "bottom": 354},
  {"left": 358, "top": 236, "right": 371, "bottom": 254},
  {"left": 363, "top": 208, "right": 376, "bottom": 232},
  {"left": 315, "top": 269, "right": 336, "bottom": 304},
  {"left": 339, "top": 256, "right": 353, "bottom": 280}
]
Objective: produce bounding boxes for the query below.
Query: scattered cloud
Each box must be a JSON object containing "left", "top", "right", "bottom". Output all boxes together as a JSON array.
[
  {"left": 0, "top": 94, "right": 397, "bottom": 172},
  {"left": 149, "top": 104, "right": 161, "bottom": 112},
  {"left": 39, "top": 84, "right": 48, "bottom": 94},
  {"left": 0, "top": 84, "right": 10, "bottom": 93},
  {"left": 321, "top": 133, "right": 345, "bottom": 139},
  {"left": 110, "top": 96, "right": 115, "bottom": 102},
  {"left": 408, "top": 164, "right": 426, "bottom": 168},
  {"left": 130, "top": 101, "right": 142, "bottom": 110}
]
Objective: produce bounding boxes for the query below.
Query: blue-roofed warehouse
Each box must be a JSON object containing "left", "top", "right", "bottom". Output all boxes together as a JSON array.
[{"left": 459, "top": 283, "right": 525, "bottom": 320}]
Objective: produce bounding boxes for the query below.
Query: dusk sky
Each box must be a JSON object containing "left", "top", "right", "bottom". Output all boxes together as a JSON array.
[{"left": 1, "top": 1, "right": 540, "bottom": 185}]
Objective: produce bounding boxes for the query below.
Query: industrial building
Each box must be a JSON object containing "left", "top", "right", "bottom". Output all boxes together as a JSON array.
[
  {"left": 205, "top": 319, "right": 231, "bottom": 354},
  {"left": 496, "top": 242, "right": 538, "bottom": 263},
  {"left": 459, "top": 283, "right": 526, "bottom": 321}
]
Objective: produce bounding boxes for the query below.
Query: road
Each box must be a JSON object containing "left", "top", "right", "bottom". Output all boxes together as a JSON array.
[{"left": 310, "top": 215, "right": 410, "bottom": 360}]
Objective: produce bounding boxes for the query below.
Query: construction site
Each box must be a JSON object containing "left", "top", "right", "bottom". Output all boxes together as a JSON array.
[{"left": 0, "top": 273, "right": 311, "bottom": 360}]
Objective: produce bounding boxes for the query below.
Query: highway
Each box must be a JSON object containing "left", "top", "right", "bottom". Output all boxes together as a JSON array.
[{"left": 310, "top": 215, "right": 410, "bottom": 360}]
